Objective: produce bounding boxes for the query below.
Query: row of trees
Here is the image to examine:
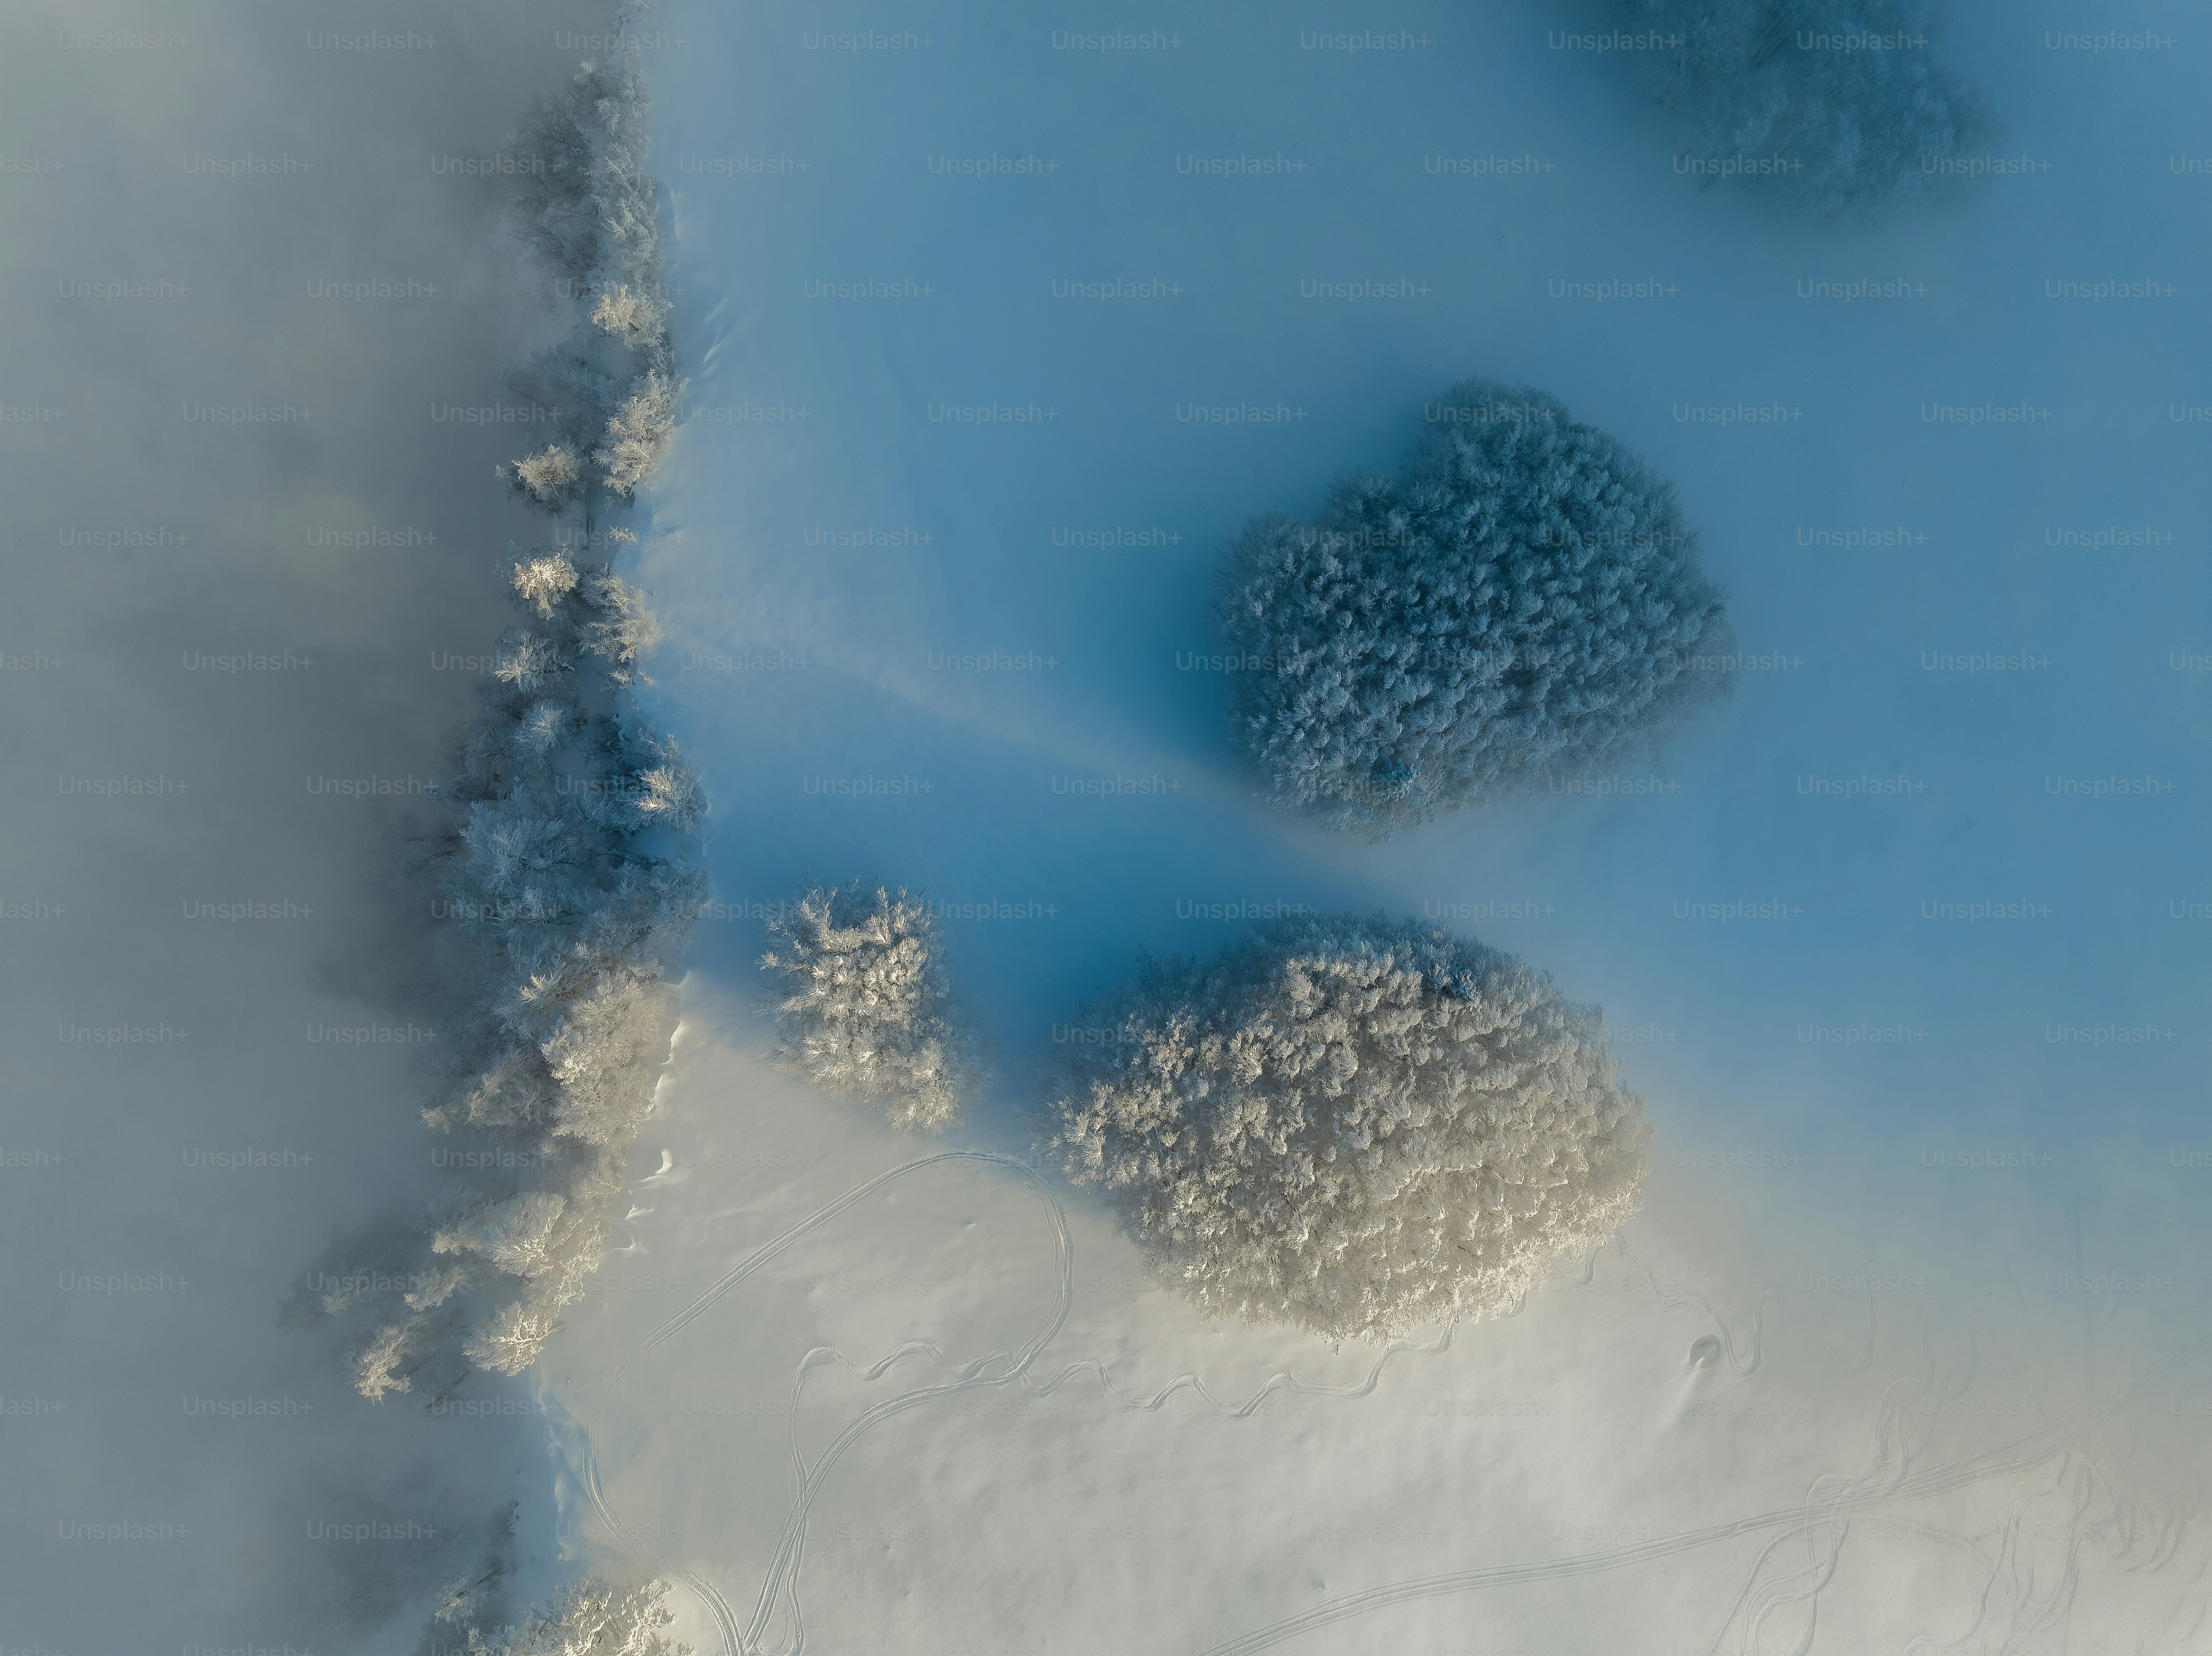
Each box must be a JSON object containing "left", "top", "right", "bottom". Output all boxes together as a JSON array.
[
  {"left": 291, "top": 24, "right": 704, "bottom": 1643},
  {"left": 498, "top": 43, "right": 680, "bottom": 520},
  {"left": 397, "top": 20, "right": 707, "bottom": 1649},
  {"left": 289, "top": 27, "right": 701, "bottom": 1409}
]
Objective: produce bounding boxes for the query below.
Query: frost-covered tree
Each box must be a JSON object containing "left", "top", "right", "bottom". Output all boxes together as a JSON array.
[
  {"left": 1217, "top": 374, "right": 1733, "bottom": 836},
  {"left": 288, "top": 8, "right": 704, "bottom": 1405},
  {"left": 591, "top": 282, "right": 668, "bottom": 347},
  {"left": 595, "top": 371, "right": 680, "bottom": 502},
  {"left": 463, "top": 1578, "right": 687, "bottom": 1656},
  {"left": 761, "top": 882, "right": 987, "bottom": 1132},
  {"left": 1043, "top": 913, "right": 1651, "bottom": 1342},
  {"left": 506, "top": 444, "right": 587, "bottom": 512},
  {"left": 418, "top": 1502, "right": 520, "bottom": 1653},
  {"left": 498, "top": 30, "right": 686, "bottom": 520},
  {"left": 1610, "top": 0, "right": 1992, "bottom": 214}
]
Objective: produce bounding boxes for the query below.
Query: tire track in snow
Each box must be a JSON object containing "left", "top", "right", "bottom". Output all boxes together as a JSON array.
[{"left": 792, "top": 1322, "right": 1457, "bottom": 1430}]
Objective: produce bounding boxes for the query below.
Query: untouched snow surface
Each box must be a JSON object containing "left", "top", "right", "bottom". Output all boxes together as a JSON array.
[{"left": 543, "top": 1, "right": 2211, "bottom": 1650}]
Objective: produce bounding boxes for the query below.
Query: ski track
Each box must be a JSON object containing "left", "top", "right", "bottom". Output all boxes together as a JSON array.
[
  {"left": 1189, "top": 1344, "right": 2198, "bottom": 1656},
  {"left": 1658, "top": 1285, "right": 1779, "bottom": 1377},
  {"left": 584, "top": 1436, "right": 744, "bottom": 1653},
  {"left": 590, "top": 1151, "right": 1071, "bottom": 1656},
  {"left": 1190, "top": 1444, "right": 2066, "bottom": 1656},
  {"left": 777, "top": 1321, "right": 1457, "bottom": 1453},
  {"left": 583, "top": 1148, "right": 1464, "bottom": 1656},
  {"left": 585, "top": 1146, "right": 2198, "bottom": 1656}
]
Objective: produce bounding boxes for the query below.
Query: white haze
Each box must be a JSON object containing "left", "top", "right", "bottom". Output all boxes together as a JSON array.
[{"left": 0, "top": 0, "right": 640, "bottom": 1646}]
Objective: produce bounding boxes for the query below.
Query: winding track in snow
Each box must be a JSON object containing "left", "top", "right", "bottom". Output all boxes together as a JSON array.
[
  {"left": 1187, "top": 1348, "right": 2194, "bottom": 1656},
  {"left": 591, "top": 1150, "right": 1073, "bottom": 1656},
  {"left": 589, "top": 1145, "right": 2167, "bottom": 1656},
  {"left": 1189, "top": 1444, "right": 2069, "bottom": 1656},
  {"left": 586, "top": 1147, "right": 1464, "bottom": 1655},
  {"left": 633, "top": 1150, "right": 1063, "bottom": 1356},
  {"left": 583, "top": 1445, "right": 745, "bottom": 1656}
]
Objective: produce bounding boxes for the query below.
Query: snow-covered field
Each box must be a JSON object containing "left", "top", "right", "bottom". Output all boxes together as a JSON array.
[
  {"left": 556, "top": 988, "right": 2207, "bottom": 1653},
  {"left": 7, "top": 0, "right": 2204, "bottom": 1648},
  {"left": 546, "top": 0, "right": 2212, "bottom": 1650}
]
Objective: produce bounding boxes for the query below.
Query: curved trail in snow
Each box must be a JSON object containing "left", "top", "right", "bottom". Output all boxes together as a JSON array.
[
  {"left": 778, "top": 1323, "right": 1456, "bottom": 1451},
  {"left": 594, "top": 1150, "right": 2197, "bottom": 1656},
  {"left": 590, "top": 1150, "right": 1072, "bottom": 1656},
  {"left": 1190, "top": 1444, "right": 2069, "bottom": 1656},
  {"left": 633, "top": 1150, "right": 1057, "bottom": 1356},
  {"left": 583, "top": 1147, "right": 1464, "bottom": 1655},
  {"left": 1189, "top": 1346, "right": 2195, "bottom": 1656},
  {"left": 1016, "top": 1326, "right": 1452, "bottom": 1419},
  {"left": 583, "top": 1446, "right": 744, "bottom": 1656},
  {"left": 598, "top": 1146, "right": 2155, "bottom": 1656}
]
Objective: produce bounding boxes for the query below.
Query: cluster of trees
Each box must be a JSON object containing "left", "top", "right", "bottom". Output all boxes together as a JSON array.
[
  {"left": 1217, "top": 375, "right": 1734, "bottom": 837},
  {"left": 746, "top": 891, "right": 1653, "bottom": 1350},
  {"left": 1043, "top": 913, "right": 1652, "bottom": 1342},
  {"left": 290, "top": 27, "right": 701, "bottom": 1405},
  {"left": 447, "top": 1574, "right": 686, "bottom": 1656},
  {"left": 1611, "top": 0, "right": 1993, "bottom": 213},
  {"left": 761, "top": 882, "right": 988, "bottom": 1131},
  {"left": 274, "top": 9, "right": 1767, "bottom": 1645}
]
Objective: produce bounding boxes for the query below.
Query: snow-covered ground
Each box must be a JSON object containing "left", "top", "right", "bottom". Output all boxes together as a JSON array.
[
  {"left": 554, "top": 986, "right": 2207, "bottom": 1653},
  {"left": 542, "top": 0, "right": 2212, "bottom": 1650}
]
